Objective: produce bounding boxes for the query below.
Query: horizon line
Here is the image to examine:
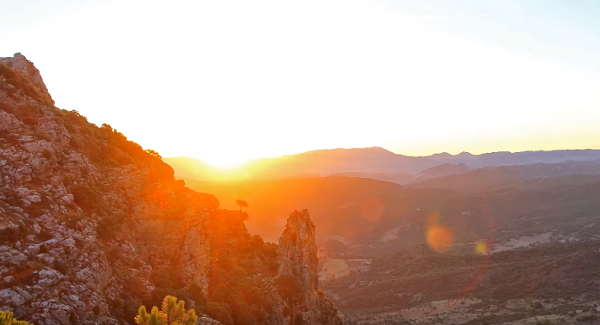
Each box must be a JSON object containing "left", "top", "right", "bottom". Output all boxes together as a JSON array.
[{"left": 163, "top": 146, "right": 600, "bottom": 164}]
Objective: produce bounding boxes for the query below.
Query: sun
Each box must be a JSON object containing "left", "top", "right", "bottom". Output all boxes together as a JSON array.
[{"left": 203, "top": 154, "right": 251, "bottom": 169}]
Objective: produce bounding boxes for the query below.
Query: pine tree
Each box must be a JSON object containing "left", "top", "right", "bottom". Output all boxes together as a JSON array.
[
  {"left": 0, "top": 311, "right": 32, "bottom": 325},
  {"left": 135, "top": 296, "right": 197, "bottom": 325},
  {"left": 236, "top": 199, "right": 249, "bottom": 212}
]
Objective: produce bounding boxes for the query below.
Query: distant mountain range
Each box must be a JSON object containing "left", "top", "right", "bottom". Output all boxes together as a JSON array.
[
  {"left": 165, "top": 147, "right": 600, "bottom": 183},
  {"left": 410, "top": 159, "right": 600, "bottom": 191}
]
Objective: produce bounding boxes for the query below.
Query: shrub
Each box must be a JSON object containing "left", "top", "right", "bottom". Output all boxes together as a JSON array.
[
  {"left": 70, "top": 184, "right": 100, "bottom": 212},
  {"left": 275, "top": 274, "right": 301, "bottom": 302},
  {"left": 97, "top": 217, "right": 121, "bottom": 240},
  {"left": 205, "top": 301, "right": 233, "bottom": 325},
  {"left": 0, "top": 310, "right": 32, "bottom": 324},
  {"left": 135, "top": 296, "right": 197, "bottom": 325},
  {"left": 535, "top": 317, "right": 552, "bottom": 325}
]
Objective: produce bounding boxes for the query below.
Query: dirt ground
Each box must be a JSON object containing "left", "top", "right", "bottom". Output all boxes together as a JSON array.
[{"left": 349, "top": 297, "right": 600, "bottom": 325}]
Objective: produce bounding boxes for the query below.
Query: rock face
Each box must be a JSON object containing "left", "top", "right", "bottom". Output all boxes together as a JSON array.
[
  {"left": 278, "top": 210, "right": 319, "bottom": 292},
  {"left": 278, "top": 210, "right": 342, "bottom": 325},
  {"left": 0, "top": 53, "right": 341, "bottom": 325},
  {"left": 0, "top": 53, "right": 51, "bottom": 99}
]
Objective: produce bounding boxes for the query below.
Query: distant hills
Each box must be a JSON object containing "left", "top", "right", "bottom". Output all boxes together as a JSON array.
[
  {"left": 185, "top": 173, "right": 600, "bottom": 256},
  {"left": 410, "top": 159, "right": 600, "bottom": 191},
  {"left": 172, "top": 147, "right": 600, "bottom": 245},
  {"left": 167, "top": 134, "right": 600, "bottom": 325},
  {"left": 177, "top": 147, "right": 600, "bottom": 255},
  {"left": 165, "top": 147, "right": 600, "bottom": 183}
]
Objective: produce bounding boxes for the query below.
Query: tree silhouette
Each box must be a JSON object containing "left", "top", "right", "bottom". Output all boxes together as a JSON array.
[{"left": 236, "top": 199, "right": 249, "bottom": 212}]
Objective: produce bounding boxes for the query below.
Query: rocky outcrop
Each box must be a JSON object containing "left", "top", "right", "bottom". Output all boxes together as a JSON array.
[
  {"left": 0, "top": 53, "right": 51, "bottom": 100},
  {"left": 0, "top": 52, "right": 219, "bottom": 323},
  {"left": 278, "top": 210, "right": 319, "bottom": 292},
  {"left": 0, "top": 53, "right": 341, "bottom": 325},
  {"left": 278, "top": 210, "right": 342, "bottom": 325}
]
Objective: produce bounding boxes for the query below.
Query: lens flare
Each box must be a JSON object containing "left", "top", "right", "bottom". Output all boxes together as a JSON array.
[
  {"left": 426, "top": 225, "right": 454, "bottom": 252},
  {"left": 425, "top": 212, "right": 454, "bottom": 252},
  {"left": 475, "top": 241, "right": 489, "bottom": 255}
]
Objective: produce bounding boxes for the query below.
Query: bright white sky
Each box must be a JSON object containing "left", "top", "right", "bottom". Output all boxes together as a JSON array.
[{"left": 2, "top": 0, "right": 600, "bottom": 166}]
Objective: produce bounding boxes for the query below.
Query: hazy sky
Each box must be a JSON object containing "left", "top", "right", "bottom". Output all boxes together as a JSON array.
[{"left": 2, "top": 0, "right": 600, "bottom": 166}]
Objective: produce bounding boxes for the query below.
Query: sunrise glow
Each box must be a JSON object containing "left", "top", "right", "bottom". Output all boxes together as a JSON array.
[
  {"left": 5, "top": 1, "right": 600, "bottom": 324},
  {"left": 2, "top": 0, "right": 600, "bottom": 165}
]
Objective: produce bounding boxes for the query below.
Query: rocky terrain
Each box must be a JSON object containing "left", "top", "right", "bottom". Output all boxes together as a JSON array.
[{"left": 0, "top": 53, "right": 341, "bottom": 325}]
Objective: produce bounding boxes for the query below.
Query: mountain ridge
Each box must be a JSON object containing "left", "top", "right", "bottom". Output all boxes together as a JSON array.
[
  {"left": 165, "top": 148, "right": 600, "bottom": 182},
  {"left": 0, "top": 53, "right": 342, "bottom": 325}
]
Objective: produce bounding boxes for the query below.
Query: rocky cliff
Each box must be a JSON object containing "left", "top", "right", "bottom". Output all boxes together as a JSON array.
[
  {"left": 277, "top": 210, "right": 342, "bottom": 325},
  {"left": 0, "top": 53, "right": 341, "bottom": 325}
]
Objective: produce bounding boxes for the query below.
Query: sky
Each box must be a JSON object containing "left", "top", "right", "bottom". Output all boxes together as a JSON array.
[{"left": 1, "top": 0, "right": 600, "bottom": 167}]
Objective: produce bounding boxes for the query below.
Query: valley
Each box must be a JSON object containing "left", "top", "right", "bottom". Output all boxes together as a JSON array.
[{"left": 182, "top": 160, "right": 600, "bottom": 324}]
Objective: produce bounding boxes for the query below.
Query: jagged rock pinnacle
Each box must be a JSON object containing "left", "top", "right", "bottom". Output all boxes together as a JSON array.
[
  {"left": 278, "top": 209, "right": 319, "bottom": 290},
  {"left": 0, "top": 53, "right": 52, "bottom": 99},
  {"left": 277, "top": 210, "right": 342, "bottom": 325}
]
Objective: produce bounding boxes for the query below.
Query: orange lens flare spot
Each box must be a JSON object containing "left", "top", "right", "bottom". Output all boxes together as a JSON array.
[{"left": 426, "top": 225, "right": 454, "bottom": 253}]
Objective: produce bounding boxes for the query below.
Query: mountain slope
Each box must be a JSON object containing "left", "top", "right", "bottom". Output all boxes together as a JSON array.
[
  {"left": 410, "top": 160, "right": 600, "bottom": 191},
  {"left": 185, "top": 177, "right": 411, "bottom": 241},
  {"left": 0, "top": 53, "right": 341, "bottom": 325},
  {"left": 411, "top": 163, "right": 470, "bottom": 183},
  {"left": 186, "top": 174, "right": 600, "bottom": 259}
]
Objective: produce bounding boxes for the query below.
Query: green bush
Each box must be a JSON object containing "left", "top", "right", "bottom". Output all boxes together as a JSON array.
[
  {"left": 135, "top": 295, "right": 197, "bottom": 325},
  {"left": 0, "top": 310, "right": 32, "bottom": 325},
  {"left": 535, "top": 317, "right": 552, "bottom": 325}
]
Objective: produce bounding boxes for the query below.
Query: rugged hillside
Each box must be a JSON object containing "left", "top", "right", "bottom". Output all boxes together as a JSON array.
[{"left": 0, "top": 53, "right": 341, "bottom": 325}]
